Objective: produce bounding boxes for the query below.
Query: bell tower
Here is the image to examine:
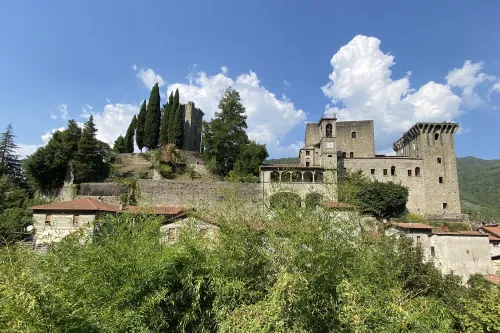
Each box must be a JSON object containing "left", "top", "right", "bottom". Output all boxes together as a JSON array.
[{"left": 319, "top": 111, "right": 337, "bottom": 170}]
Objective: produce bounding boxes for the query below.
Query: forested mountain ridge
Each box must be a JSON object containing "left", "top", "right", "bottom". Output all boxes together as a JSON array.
[{"left": 265, "top": 156, "right": 500, "bottom": 221}]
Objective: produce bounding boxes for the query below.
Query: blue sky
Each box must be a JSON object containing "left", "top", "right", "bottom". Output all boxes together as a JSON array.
[{"left": 1, "top": 0, "right": 500, "bottom": 159}]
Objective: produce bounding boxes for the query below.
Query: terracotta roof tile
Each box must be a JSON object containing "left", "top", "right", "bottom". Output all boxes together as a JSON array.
[
  {"left": 432, "top": 230, "right": 487, "bottom": 237},
  {"left": 31, "top": 198, "right": 119, "bottom": 212},
  {"left": 391, "top": 222, "right": 433, "bottom": 230},
  {"left": 484, "top": 226, "right": 500, "bottom": 238},
  {"left": 488, "top": 234, "right": 500, "bottom": 242}
]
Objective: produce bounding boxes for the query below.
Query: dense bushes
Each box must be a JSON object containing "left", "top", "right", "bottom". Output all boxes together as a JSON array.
[
  {"left": 1, "top": 199, "right": 499, "bottom": 332},
  {"left": 339, "top": 170, "right": 409, "bottom": 219}
]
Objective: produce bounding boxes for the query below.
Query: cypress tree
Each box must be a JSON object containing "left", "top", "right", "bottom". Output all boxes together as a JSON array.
[
  {"left": 144, "top": 83, "right": 161, "bottom": 149},
  {"left": 160, "top": 92, "right": 174, "bottom": 146},
  {"left": 169, "top": 104, "right": 184, "bottom": 148},
  {"left": 136, "top": 100, "right": 147, "bottom": 152},
  {"left": 0, "top": 123, "right": 22, "bottom": 185},
  {"left": 124, "top": 115, "right": 137, "bottom": 153},
  {"left": 168, "top": 89, "right": 180, "bottom": 144}
]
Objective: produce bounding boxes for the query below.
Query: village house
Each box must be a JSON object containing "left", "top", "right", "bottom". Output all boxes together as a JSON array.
[
  {"left": 478, "top": 224, "right": 500, "bottom": 273},
  {"left": 391, "top": 222, "right": 493, "bottom": 281}
]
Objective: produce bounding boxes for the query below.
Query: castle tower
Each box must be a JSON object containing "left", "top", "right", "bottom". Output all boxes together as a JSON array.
[
  {"left": 318, "top": 111, "right": 338, "bottom": 184},
  {"left": 394, "top": 122, "right": 461, "bottom": 217},
  {"left": 181, "top": 101, "right": 204, "bottom": 152}
]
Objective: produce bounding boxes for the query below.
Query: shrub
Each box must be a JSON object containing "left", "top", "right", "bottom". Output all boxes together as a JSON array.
[{"left": 357, "top": 181, "right": 409, "bottom": 219}]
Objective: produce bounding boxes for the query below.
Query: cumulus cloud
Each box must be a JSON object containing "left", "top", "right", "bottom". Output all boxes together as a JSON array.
[
  {"left": 446, "top": 60, "right": 495, "bottom": 108},
  {"left": 59, "top": 104, "right": 69, "bottom": 120},
  {"left": 133, "top": 65, "right": 165, "bottom": 89},
  {"left": 41, "top": 127, "right": 66, "bottom": 144},
  {"left": 16, "top": 144, "right": 41, "bottom": 158},
  {"left": 167, "top": 68, "right": 306, "bottom": 157},
  {"left": 92, "top": 103, "right": 139, "bottom": 145},
  {"left": 321, "top": 35, "right": 463, "bottom": 150},
  {"left": 491, "top": 81, "right": 500, "bottom": 94}
]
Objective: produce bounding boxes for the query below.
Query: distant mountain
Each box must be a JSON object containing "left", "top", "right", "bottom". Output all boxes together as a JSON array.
[
  {"left": 457, "top": 156, "right": 500, "bottom": 222},
  {"left": 264, "top": 156, "right": 500, "bottom": 221}
]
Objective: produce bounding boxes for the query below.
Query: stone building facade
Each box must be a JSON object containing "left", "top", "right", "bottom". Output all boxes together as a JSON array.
[
  {"left": 262, "top": 111, "right": 463, "bottom": 217},
  {"left": 181, "top": 101, "right": 204, "bottom": 152}
]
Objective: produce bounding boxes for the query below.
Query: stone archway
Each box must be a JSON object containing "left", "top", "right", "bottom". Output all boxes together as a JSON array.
[{"left": 305, "top": 192, "right": 323, "bottom": 207}]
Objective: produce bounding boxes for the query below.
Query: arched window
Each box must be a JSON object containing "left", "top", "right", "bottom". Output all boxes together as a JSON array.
[
  {"left": 314, "top": 172, "right": 324, "bottom": 183},
  {"left": 270, "top": 171, "right": 280, "bottom": 183},
  {"left": 351, "top": 131, "right": 356, "bottom": 138},
  {"left": 342, "top": 152, "right": 347, "bottom": 158},
  {"left": 434, "top": 133, "right": 439, "bottom": 140},
  {"left": 292, "top": 171, "right": 302, "bottom": 183},
  {"left": 391, "top": 166, "right": 396, "bottom": 176},
  {"left": 415, "top": 167, "right": 421, "bottom": 176},
  {"left": 281, "top": 172, "right": 291, "bottom": 182},
  {"left": 303, "top": 171, "right": 313, "bottom": 183},
  {"left": 349, "top": 152, "right": 354, "bottom": 158},
  {"left": 326, "top": 123, "right": 332, "bottom": 137}
]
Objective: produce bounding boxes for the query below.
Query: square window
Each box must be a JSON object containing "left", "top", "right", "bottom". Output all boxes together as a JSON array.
[
  {"left": 431, "top": 246, "right": 435, "bottom": 257},
  {"left": 73, "top": 214, "right": 80, "bottom": 225},
  {"left": 349, "top": 152, "right": 354, "bottom": 158},
  {"left": 306, "top": 162, "right": 310, "bottom": 167},
  {"left": 408, "top": 170, "right": 412, "bottom": 176},
  {"left": 383, "top": 169, "right": 388, "bottom": 176},
  {"left": 416, "top": 235, "right": 421, "bottom": 245},
  {"left": 437, "top": 157, "right": 442, "bottom": 164},
  {"left": 439, "top": 177, "right": 443, "bottom": 184},
  {"left": 442, "top": 202, "right": 448, "bottom": 209},
  {"left": 371, "top": 169, "right": 375, "bottom": 175},
  {"left": 45, "top": 214, "right": 52, "bottom": 226},
  {"left": 306, "top": 150, "right": 310, "bottom": 155}
]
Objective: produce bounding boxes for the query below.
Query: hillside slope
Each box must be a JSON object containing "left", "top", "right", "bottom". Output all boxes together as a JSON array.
[
  {"left": 265, "top": 156, "right": 500, "bottom": 221},
  {"left": 457, "top": 156, "right": 500, "bottom": 221}
]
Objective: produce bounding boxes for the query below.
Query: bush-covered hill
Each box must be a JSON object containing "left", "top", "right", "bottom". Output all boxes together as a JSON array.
[
  {"left": 265, "top": 156, "right": 500, "bottom": 221},
  {"left": 457, "top": 156, "right": 500, "bottom": 222}
]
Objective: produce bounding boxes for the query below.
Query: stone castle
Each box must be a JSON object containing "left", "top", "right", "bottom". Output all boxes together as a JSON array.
[
  {"left": 180, "top": 101, "right": 204, "bottom": 152},
  {"left": 260, "top": 111, "right": 462, "bottom": 218}
]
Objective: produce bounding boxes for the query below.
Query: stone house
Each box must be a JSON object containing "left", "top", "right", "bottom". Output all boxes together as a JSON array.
[
  {"left": 31, "top": 198, "right": 119, "bottom": 246},
  {"left": 391, "top": 222, "right": 493, "bottom": 281}
]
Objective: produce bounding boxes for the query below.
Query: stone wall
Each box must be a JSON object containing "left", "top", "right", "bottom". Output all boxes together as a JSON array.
[
  {"left": 137, "top": 180, "right": 262, "bottom": 207},
  {"left": 343, "top": 157, "right": 425, "bottom": 214},
  {"left": 33, "top": 212, "right": 96, "bottom": 245},
  {"left": 336, "top": 120, "right": 375, "bottom": 158},
  {"left": 181, "top": 102, "right": 203, "bottom": 152}
]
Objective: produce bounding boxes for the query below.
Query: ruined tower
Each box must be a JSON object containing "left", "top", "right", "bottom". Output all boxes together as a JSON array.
[{"left": 181, "top": 101, "right": 204, "bottom": 152}]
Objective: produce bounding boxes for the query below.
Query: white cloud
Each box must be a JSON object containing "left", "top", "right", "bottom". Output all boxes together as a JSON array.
[
  {"left": 491, "top": 80, "right": 500, "bottom": 94},
  {"left": 133, "top": 66, "right": 165, "bottom": 90},
  {"left": 456, "top": 126, "right": 471, "bottom": 135},
  {"left": 284, "top": 80, "right": 291, "bottom": 90},
  {"left": 50, "top": 111, "right": 57, "bottom": 120},
  {"left": 321, "top": 35, "right": 462, "bottom": 149},
  {"left": 167, "top": 67, "right": 306, "bottom": 158},
  {"left": 446, "top": 60, "right": 495, "bottom": 108},
  {"left": 59, "top": 104, "right": 69, "bottom": 120},
  {"left": 93, "top": 103, "right": 139, "bottom": 145},
  {"left": 16, "top": 144, "right": 41, "bottom": 158}
]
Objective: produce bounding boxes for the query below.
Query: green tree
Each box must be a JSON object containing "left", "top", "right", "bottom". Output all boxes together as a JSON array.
[
  {"left": 113, "top": 135, "right": 126, "bottom": 153},
  {"left": 123, "top": 115, "right": 137, "bottom": 153},
  {"left": 25, "top": 120, "right": 82, "bottom": 192},
  {"left": 71, "top": 115, "right": 110, "bottom": 183},
  {"left": 144, "top": 83, "right": 161, "bottom": 149},
  {"left": 0, "top": 208, "right": 32, "bottom": 245},
  {"left": 160, "top": 92, "right": 174, "bottom": 146},
  {"left": 168, "top": 89, "right": 180, "bottom": 144},
  {"left": 357, "top": 181, "right": 409, "bottom": 219},
  {"left": 233, "top": 141, "right": 268, "bottom": 177},
  {"left": 170, "top": 104, "right": 184, "bottom": 148},
  {"left": 0, "top": 124, "right": 22, "bottom": 185},
  {"left": 203, "top": 88, "right": 248, "bottom": 176},
  {"left": 135, "top": 100, "right": 147, "bottom": 152}
]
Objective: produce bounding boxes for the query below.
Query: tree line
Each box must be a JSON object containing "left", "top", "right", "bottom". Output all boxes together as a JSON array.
[{"left": 113, "top": 84, "right": 184, "bottom": 153}]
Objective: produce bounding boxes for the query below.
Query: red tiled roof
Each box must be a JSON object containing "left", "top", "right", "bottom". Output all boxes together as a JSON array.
[
  {"left": 122, "top": 206, "right": 185, "bottom": 215},
  {"left": 323, "top": 201, "right": 357, "bottom": 210},
  {"left": 488, "top": 234, "right": 500, "bottom": 242},
  {"left": 31, "top": 198, "right": 120, "bottom": 212},
  {"left": 484, "top": 274, "right": 500, "bottom": 284},
  {"left": 391, "top": 222, "right": 433, "bottom": 230},
  {"left": 484, "top": 226, "right": 500, "bottom": 238}
]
